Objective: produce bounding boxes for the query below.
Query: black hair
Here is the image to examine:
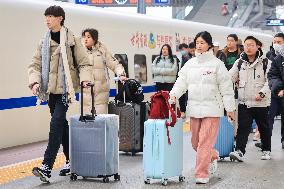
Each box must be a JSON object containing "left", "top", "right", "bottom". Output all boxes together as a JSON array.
[
  {"left": 244, "top": 36, "right": 261, "bottom": 46},
  {"left": 157, "top": 44, "right": 174, "bottom": 64},
  {"left": 44, "top": 5, "right": 65, "bottom": 26},
  {"left": 188, "top": 42, "right": 195, "bottom": 49},
  {"left": 274, "top": 33, "right": 284, "bottom": 40},
  {"left": 227, "top": 34, "right": 238, "bottom": 41},
  {"left": 82, "top": 28, "right": 99, "bottom": 45},
  {"left": 178, "top": 43, "right": 188, "bottom": 50},
  {"left": 194, "top": 31, "right": 213, "bottom": 50}
]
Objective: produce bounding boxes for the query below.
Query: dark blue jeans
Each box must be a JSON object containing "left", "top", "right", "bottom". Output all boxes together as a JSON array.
[
  {"left": 269, "top": 97, "right": 284, "bottom": 142},
  {"left": 42, "top": 94, "right": 69, "bottom": 169}
]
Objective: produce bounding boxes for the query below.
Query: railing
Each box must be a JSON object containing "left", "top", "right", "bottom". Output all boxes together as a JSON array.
[
  {"left": 175, "top": 0, "right": 206, "bottom": 20},
  {"left": 227, "top": 0, "right": 256, "bottom": 27}
]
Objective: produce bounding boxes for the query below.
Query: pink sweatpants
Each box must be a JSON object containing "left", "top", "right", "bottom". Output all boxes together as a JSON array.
[{"left": 190, "top": 117, "right": 220, "bottom": 178}]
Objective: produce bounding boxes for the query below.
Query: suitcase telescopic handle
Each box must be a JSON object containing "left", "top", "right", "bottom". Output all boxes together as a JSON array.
[
  {"left": 80, "top": 82, "right": 96, "bottom": 122},
  {"left": 113, "top": 77, "right": 126, "bottom": 103}
]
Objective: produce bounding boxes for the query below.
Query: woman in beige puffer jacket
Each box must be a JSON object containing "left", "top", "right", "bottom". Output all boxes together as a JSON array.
[{"left": 82, "top": 28, "right": 126, "bottom": 114}]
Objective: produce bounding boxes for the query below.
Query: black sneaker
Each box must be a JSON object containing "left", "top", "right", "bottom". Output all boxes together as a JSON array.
[
  {"left": 255, "top": 142, "right": 263, "bottom": 149},
  {"left": 59, "top": 160, "right": 70, "bottom": 176},
  {"left": 32, "top": 164, "right": 51, "bottom": 183}
]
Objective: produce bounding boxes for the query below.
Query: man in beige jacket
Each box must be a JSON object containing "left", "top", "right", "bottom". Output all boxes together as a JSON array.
[{"left": 28, "top": 6, "right": 92, "bottom": 183}]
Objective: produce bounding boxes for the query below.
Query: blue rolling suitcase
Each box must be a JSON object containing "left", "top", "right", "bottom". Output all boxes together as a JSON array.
[
  {"left": 143, "top": 118, "right": 185, "bottom": 186},
  {"left": 214, "top": 116, "right": 234, "bottom": 159}
]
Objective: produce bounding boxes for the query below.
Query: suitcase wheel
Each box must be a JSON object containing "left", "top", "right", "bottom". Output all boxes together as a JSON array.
[
  {"left": 179, "top": 176, "right": 185, "bottom": 182},
  {"left": 114, "top": 173, "right": 120, "bottom": 181},
  {"left": 162, "top": 179, "right": 168, "bottom": 186},
  {"left": 70, "top": 173, "right": 77, "bottom": 181},
  {"left": 144, "top": 179, "right": 150, "bottom": 184},
  {"left": 103, "top": 177, "right": 110, "bottom": 183}
]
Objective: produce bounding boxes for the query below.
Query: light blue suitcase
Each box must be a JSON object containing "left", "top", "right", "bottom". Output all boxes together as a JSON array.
[
  {"left": 214, "top": 116, "right": 234, "bottom": 159},
  {"left": 143, "top": 118, "right": 185, "bottom": 186}
]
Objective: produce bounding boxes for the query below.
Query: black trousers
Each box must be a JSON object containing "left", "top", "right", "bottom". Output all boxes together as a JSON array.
[
  {"left": 43, "top": 94, "right": 69, "bottom": 169},
  {"left": 156, "top": 82, "right": 174, "bottom": 92},
  {"left": 269, "top": 97, "right": 284, "bottom": 142},
  {"left": 178, "top": 91, "right": 188, "bottom": 113},
  {"left": 236, "top": 104, "right": 271, "bottom": 154}
]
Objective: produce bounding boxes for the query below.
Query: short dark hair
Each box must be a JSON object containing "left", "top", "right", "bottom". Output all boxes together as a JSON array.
[
  {"left": 188, "top": 42, "right": 195, "bottom": 49},
  {"left": 227, "top": 34, "right": 238, "bottom": 41},
  {"left": 244, "top": 36, "right": 261, "bottom": 45},
  {"left": 44, "top": 5, "right": 65, "bottom": 26},
  {"left": 178, "top": 43, "right": 188, "bottom": 50},
  {"left": 274, "top": 33, "right": 284, "bottom": 40},
  {"left": 82, "top": 28, "right": 99, "bottom": 44},
  {"left": 194, "top": 31, "right": 213, "bottom": 48}
]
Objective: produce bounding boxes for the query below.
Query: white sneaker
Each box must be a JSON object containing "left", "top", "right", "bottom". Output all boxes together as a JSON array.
[
  {"left": 261, "top": 151, "right": 271, "bottom": 160},
  {"left": 229, "top": 150, "right": 244, "bottom": 162},
  {"left": 196, "top": 178, "right": 209, "bottom": 184},
  {"left": 209, "top": 159, "right": 218, "bottom": 175}
]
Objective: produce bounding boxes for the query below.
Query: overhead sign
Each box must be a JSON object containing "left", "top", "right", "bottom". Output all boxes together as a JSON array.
[
  {"left": 75, "top": 0, "right": 89, "bottom": 4},
  {"left": 266, "top": 19, "right": 284, "bottom": 26}
]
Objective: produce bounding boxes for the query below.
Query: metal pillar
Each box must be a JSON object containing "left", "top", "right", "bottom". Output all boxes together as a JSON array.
[{"left": 137, "top": 0, "right": 146, "bottom": 14}]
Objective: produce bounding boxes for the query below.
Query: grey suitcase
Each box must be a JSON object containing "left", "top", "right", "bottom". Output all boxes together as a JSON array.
[
  {"left": 108, "top": 101, "right": 144, "bottom": 155},
  {"left": 69, "top": 83, "right": 120, "bottom": 183},
  {"left": 108, "top": 79, "right": 149, "bottom": 155}
]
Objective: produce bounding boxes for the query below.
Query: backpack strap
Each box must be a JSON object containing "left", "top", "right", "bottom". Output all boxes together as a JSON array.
[
  {"left": 262, "top": 58, "right": 268, "bottom": 75},
  {"left": 237, "top": 59, "right": 244, "bottom": 71}
]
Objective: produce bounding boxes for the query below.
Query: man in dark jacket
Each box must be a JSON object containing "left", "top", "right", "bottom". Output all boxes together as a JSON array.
[
  {"left": 267, "top": 33, "right": 284, "bottom": 149},
  {"left": 178, "top": 43, "right": 195, "bottom": 118}
]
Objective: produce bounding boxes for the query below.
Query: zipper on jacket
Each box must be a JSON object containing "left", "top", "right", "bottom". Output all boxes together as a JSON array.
[{"left": 254, "top": 68, "right": 256, "bottom": 79}]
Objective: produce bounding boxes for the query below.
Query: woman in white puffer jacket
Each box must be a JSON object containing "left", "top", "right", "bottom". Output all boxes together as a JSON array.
[{"left": 170, "top": 31, "right": 235, "bottom": 184}]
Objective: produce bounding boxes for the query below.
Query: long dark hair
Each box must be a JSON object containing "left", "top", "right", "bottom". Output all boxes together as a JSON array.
[{"left": 156, "top": 44, "right": 175, "bottom": 64}]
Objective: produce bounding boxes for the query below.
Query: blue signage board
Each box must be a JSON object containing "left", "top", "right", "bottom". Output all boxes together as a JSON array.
[
  {"left": 75, "top": 0, "right": 89, "bottom": 4},
  {"left": 266, "top": 19, "right": 284, "bottom": 26},
  {"left": 154, "top": 0, "right": 169, "bottom": 3}
]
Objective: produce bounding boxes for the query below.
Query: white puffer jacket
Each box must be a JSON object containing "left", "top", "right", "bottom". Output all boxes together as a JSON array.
[{"left": 170, "top": 50, "right": 235, "bottom": 118}]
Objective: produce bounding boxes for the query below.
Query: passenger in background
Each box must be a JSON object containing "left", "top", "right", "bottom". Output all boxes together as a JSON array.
[
  {"left": 267, "top": 33, "right": 284, "bottom": 149},
  {"left": 221, "top": 2, "right": 229, "bottom": 16},
  {"left": 213, "top": 41, "right": 221, "bottom": 57},
  {"left": 28, "top": 6, "right": 92, "bottom": 182},
  {"left": 170, "top": 31, "right": 235, "bottom": 184},
  {"left": 188, "top": 42, "right": 196, "bottom": 57},
  {"left": 178, "top": 43, "right": 192, "bottom": 118},
  {"left": 218, "top": 34, "right": 242, "bottom": 70},
  {"left": 238, "top": 38, "right": 244, "bottom": 52},
  {"left": 178, "top": 43, "right": 190, "bottom": 64},
  {"left": 82, "top": 28, "right": 126, "bottom": 114},
  {"left": 152, "top": 44, "right": 178, "bottom": 91},
  {"left": 229, "top": 36, "right": 272, "bottom": 161}
]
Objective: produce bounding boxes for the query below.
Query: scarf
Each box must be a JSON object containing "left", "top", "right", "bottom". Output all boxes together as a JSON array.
[{"left": 37, "top": 27, "right": 75, "bottom": 105}]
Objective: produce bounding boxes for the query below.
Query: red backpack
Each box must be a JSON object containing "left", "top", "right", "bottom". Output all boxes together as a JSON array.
[{"left": 149, "top": 91, "right": 180, "bottom": 144}]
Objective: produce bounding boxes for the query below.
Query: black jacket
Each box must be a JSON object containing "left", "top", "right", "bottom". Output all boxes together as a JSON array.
[{"left": 268, "top": 55, "right": 284, "bottom": 97}]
